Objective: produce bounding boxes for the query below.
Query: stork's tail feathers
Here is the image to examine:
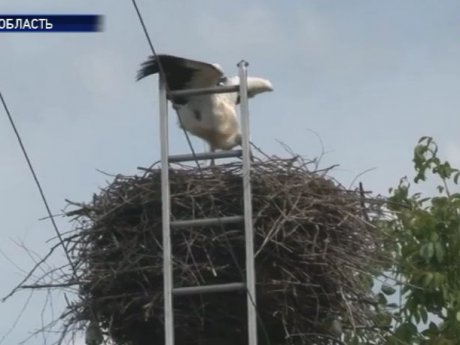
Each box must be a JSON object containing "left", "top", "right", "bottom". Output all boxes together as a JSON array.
[{"left": 136, "top": 55, "right": 159, "bottom": 81}]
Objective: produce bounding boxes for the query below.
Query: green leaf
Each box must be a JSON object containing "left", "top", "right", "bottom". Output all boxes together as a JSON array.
[
  {"left": 437, "top": 339, "right": 455, "bottom": 345},
  {"left": 373, "top": 312, "right": 393, "bottom": 327},
  {"left": 433, "top": 272, "right": 445, "bottom": 288},
  {"left": 413, "top": 309, "right": 421, "bottom": 324},
  {"left": 420, "top": 242, "right": 435, "bottom": 261},
  {"left": 420, "top": 307, "right": 428, "bottom": 324},
  {"left": 377, "top": 292, "right": 387, "bottom": 305},
  {"left": 381, "top": 284, "right": 397, "bottom": 295},
  {"left": 435, "top": 242, "right": 445, "bottom": 263},
  {"left": 454, "top": 171, "right": 460, "bottom": 184},
  {"left": 418, "top": 136, "right": 431, "bottom": 143},
  {"left": 422, "top": 321, "right": 439, "bottom": 337},
  {"left": 456, "top": 311, "right": 460, "bottom": 322},
  {"left": 394, "top": 322, "right": 418, "bottom": 342},
  {"left": 436, "top": 162, "right": 452, "bottom": 179},
  {"left": 423, "top": 272, "right": 434, "bottom": 287}
]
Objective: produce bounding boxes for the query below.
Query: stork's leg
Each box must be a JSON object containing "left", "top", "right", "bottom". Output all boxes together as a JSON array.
[{"left": 210, "top": 146, "right": 216, "bottom": 167}]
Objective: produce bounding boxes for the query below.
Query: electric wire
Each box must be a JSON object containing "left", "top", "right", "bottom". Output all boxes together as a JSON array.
[{"left": 0, "top": 92, "right": 77, "bottom": 277}]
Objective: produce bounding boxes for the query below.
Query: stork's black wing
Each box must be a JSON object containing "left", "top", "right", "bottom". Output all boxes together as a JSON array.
[{"left": 137, "top": 54, "right": 224, "bottom": 91}]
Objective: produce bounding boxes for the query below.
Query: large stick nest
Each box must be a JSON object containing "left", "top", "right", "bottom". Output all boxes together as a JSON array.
[{"left": 66, "top": 156, "right": 386, "bottom": 345}]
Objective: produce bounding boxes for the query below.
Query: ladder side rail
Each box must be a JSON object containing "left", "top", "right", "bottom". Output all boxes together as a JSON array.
[
  {"left": 159, "top": 77, "right": 174, "bottom": 345},
  {"left": 238, "top": 60, "right": 258, "bottom": 345}
]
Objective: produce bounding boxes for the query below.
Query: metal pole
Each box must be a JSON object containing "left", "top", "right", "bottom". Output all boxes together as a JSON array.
[
  {"left": 238, "top": 60, "right": 258, "bottom": 345},
  {"left": 159, "top": 77, "right": 174, "bottom": 345}
]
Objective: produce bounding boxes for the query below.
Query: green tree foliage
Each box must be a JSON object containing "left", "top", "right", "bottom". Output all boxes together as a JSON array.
[{"left": 383, "top": 137, "right": 460, "bottom": 345}]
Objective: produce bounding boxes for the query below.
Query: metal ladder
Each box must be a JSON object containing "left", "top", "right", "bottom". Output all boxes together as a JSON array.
[{"left": 158, "top": 61, "right": 257, "bottom": 345}]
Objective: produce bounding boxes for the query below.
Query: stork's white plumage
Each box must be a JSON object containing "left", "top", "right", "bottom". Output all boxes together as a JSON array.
[{"left": 137, "top": 54, "right": 273, "bottom": 151}]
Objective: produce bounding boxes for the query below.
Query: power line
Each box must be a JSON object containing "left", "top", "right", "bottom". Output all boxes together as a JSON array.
[
  {"left": 130, "top": 0, "right": 158, "bottom": 58},
  {"left": 0, "top": 92, "right": 77, "bottom": 277},
  {"left": 131, "top": 0, "right": 202, "bottom": 172}
]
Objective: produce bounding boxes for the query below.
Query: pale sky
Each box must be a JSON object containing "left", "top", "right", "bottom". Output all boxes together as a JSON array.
[{"left": 1, "top": 1, "right": 460, "bottom": 344}]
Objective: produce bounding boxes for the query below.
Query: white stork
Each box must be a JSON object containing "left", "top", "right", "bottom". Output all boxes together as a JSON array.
[{"left": 137, "top": 54, "right": 273, "bottom": 153}]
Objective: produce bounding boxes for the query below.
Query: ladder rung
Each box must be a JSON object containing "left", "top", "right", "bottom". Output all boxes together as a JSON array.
[
  {"left": 172, "top": 282, "right": 246, "bottom": 296},
  {"left": 171, "top": 215, "right": 244, "bottom": 229},
  {"left": 168, "top": 150, "right": 242, "bottom": 163},
  {"left": 169, "top": 85, "right": 239, "bottom": 98}
]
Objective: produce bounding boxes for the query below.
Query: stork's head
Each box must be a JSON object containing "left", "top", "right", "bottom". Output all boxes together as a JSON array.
[{"left": 247, "top": 77, "right": 273, "bottom": 97}]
